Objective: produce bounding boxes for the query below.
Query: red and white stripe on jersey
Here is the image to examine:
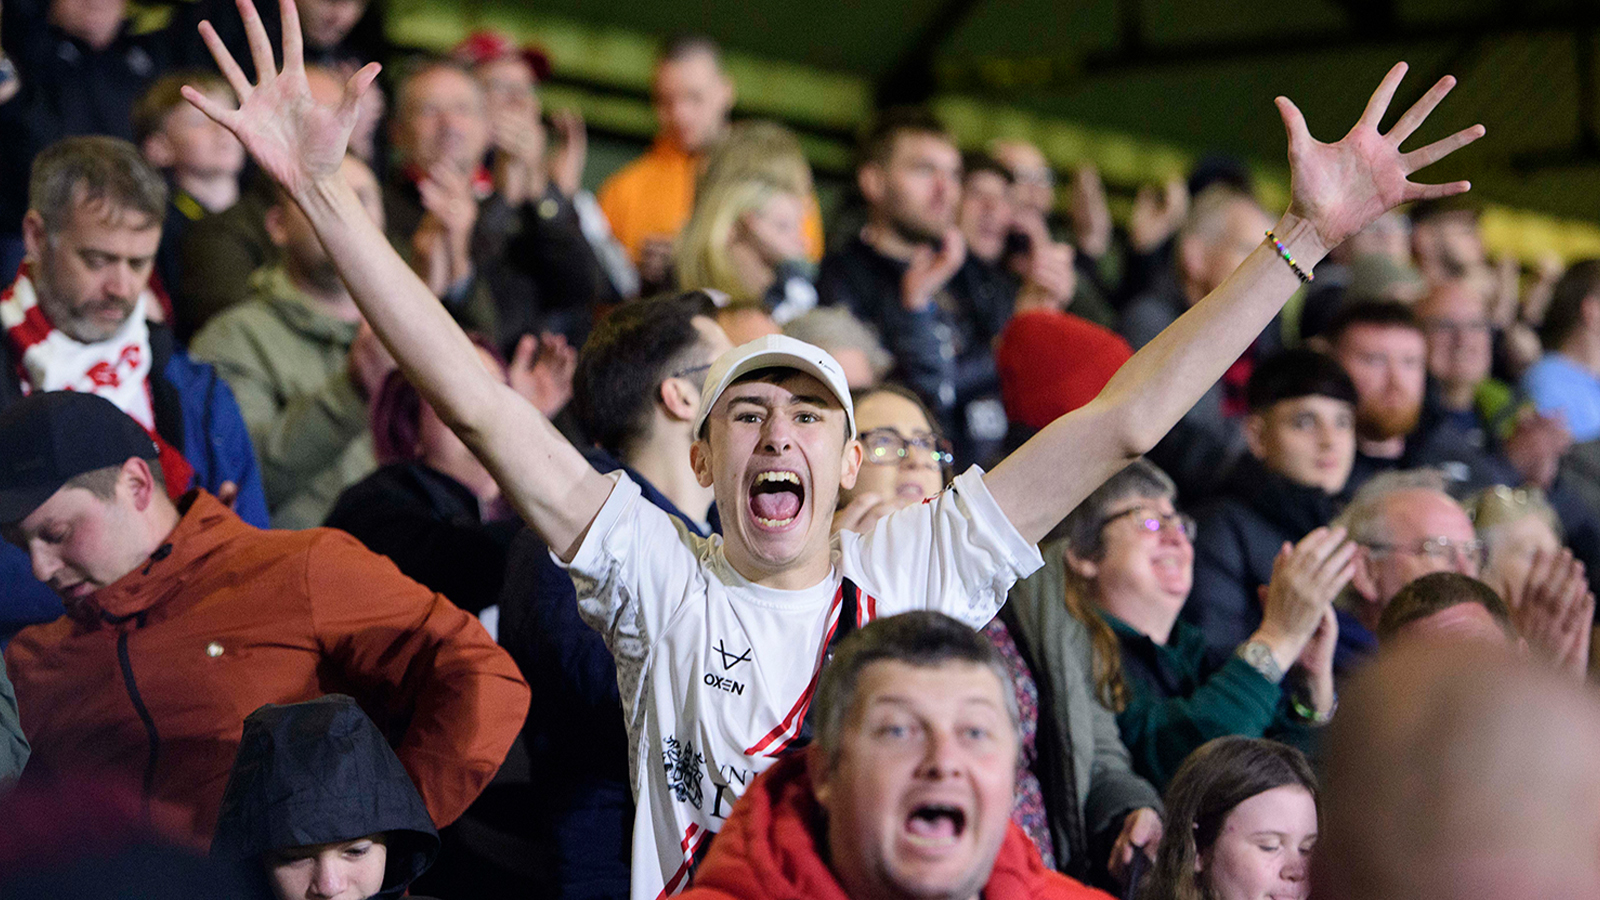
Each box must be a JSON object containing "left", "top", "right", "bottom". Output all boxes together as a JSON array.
[
  {"left": 657, "top": 822, "right": 712, "bottom": 900},
  {"left": 743, "top": 581, "right": 877, "bottom": 758}
]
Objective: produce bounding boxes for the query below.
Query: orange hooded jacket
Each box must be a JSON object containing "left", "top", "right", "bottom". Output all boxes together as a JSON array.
[
  {"left": 678, "top": 752, "right": 1114, "bottom": 900},
  {"left": 5, "top": 490, "right": 529, "bottom": 847}
]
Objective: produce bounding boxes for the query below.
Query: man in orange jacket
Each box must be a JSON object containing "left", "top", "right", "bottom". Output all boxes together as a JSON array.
[
  {"left": 0, "top": 390, "right": 529, "bottom": 847},
  {"left": 678, "top": 611, "right": 1112, "bottom": 900}
]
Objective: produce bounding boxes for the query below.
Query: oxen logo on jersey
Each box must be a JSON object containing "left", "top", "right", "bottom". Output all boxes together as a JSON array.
[
  {"left": 663, "top": 735, "right": 706, "bottom": 808},
  {"left": 715, "top": 639, "right": 752, "bottom": 669}
]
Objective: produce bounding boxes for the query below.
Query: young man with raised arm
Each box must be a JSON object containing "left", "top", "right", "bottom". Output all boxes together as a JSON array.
[{"left": 182, "top": 3, "right": 1483, "bottom": 894}]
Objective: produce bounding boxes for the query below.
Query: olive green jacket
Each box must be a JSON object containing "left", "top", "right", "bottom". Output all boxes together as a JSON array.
[
  {"left": 1001, "top": 541, "right": 1163, "bottom": 877},
  {"left": 191, "top": 267, "right": 376, "bottom": 529}
]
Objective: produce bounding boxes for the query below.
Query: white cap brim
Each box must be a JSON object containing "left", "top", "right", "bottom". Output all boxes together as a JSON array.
[{"left": 692, "top": 334, "right": 856, "bottom": 439}]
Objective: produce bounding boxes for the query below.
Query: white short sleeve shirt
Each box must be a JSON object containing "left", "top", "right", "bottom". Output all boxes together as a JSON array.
[{"left": 561, "top": 465, "right": 1042, "bottom": 900}]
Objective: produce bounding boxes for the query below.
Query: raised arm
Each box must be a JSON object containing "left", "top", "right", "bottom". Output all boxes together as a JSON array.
[
  {"left": 986, "top": 63, "right": 1484, "bottom": 543},
  {"left": 182, "top": 0, "right": 612, "bottom": 558}
]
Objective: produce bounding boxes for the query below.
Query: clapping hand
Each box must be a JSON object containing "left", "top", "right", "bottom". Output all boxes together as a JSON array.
[
  {"left": 1254, "top": 527, "right": 1359, "bottom": 668},
  {"left": 1508, "top": 547, "right": 1594, "bottom": 681}
]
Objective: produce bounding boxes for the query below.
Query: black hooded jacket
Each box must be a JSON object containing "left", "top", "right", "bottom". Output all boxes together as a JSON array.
[{"left": 210, "top": 695, "right": 440, "bottom": 900}]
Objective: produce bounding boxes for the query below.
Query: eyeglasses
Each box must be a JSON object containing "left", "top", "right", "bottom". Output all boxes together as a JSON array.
[
  {"left": 1100, "top": 506, "right": 1197, "bottom": 542},
  {"left": 1365, "top": 536, "right": 1487, "bottom": 570},
  {"left": 860, "top": 428, "right": 955, "bottom": 467}
]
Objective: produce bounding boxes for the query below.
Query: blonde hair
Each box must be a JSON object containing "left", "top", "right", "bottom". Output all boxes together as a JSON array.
[
  {"left": 675, "top": 176, "right": 795, "bottom": 300},
  {"left": 1465, "top": 484, "right": 1562, "bottom": 538},
  {"left": 676, "top": 120, "right": 814, "bottom": 301}
]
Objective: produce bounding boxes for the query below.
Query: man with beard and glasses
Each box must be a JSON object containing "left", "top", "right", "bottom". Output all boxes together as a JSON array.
[
  {"left": 191, "top": 153, "right": 393, "bottom": 528},
  {"left": 0, "top": 135, "right": 265, "bottom": 639},
  {"left": 819, "top": 108, "right": 1011, "bottom": 466},
  {"left": 181, "top": 8, "right": 1483, "bottom": 892}
]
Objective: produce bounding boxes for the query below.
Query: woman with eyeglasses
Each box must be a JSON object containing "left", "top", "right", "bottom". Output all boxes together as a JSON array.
[
  {"left": 834, "top": 385, "right": 1164, "bottom": 891},
  {"left": 1053, "top": 459, "right": 1350, "bottom": 793}
]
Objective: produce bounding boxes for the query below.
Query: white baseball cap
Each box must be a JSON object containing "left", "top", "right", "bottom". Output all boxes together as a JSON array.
[{"left": 692, "top": 334, "right": 856, "bottom": 439}]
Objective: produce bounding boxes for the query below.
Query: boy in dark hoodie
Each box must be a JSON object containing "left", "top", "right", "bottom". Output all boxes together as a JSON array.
[{"left": 211, "top": 695, "right": 440, "bottom": 900}]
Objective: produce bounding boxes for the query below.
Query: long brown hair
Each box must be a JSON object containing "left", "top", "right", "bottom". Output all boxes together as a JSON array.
[
  {"left": 1050, "top": 458, "right": 1178, "bottom": 712},
  {"left": 1139, "top": 737, "right": 1318, "bottom": 900}
]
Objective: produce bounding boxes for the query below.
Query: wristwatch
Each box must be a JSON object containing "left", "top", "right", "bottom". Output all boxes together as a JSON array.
[{"left": 1235, "top": 640, "right": 1285, "bottom": 685}]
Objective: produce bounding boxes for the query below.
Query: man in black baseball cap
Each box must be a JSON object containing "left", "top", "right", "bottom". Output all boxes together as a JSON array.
[
  {"left": 0, "top": 392, "right": 162, "bottom": 526},
  {"left": 0, "top": 389, "right": 528, "bottom": 847}
]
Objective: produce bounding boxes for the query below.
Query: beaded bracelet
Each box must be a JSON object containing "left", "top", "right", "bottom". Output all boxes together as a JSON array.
[{"left": 1265, "top": 230, "right": 1314, "bottom": 283}]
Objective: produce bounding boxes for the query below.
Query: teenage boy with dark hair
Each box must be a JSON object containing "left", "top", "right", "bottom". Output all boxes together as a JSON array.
[
  {"left": 1182, "top": 348, "right": 1359, "bottom": 660},
  {"left": 496, "top": 290, "right": 731, "bottom": 900},
  {"left": 184, "top": 8, "right": 1481, "bottom": 892}
]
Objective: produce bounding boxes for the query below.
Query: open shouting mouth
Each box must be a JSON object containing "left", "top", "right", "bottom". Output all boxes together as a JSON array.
[
  {"left": 904, "top": 802, "right": 967, "bottom": 849},
  {"left": 748, "top": 469, "right": 806, "bottom": 530}
]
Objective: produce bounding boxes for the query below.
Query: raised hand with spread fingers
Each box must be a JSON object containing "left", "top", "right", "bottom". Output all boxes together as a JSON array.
[
  {"left": 184, "top": 0, "right": 614, "bottom": 559},
  {"left": 985, "top": 65, "right": 1484, "bottom": 545}
]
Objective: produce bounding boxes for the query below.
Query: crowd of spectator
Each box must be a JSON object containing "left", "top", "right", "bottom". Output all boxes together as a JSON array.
[{"left": 2, "top": 1, "right": 1600, "bottom": 899}]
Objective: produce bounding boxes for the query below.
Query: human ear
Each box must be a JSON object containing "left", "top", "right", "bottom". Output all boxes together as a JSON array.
[
  {"left": 807, "top": 745, "right": 834, "bottom": 811},
  {"left": 1064, "top": 546, "right": 1098, "bottom": 581},
  {"left": 689, "top": 439, "right": 714, "bottom": 489},
  {"left": 1243, "top": 414, "right": 1267, "bottom": 461},
  {"left": 142, "top": 133, "right": 176, "bottom": 169},
  {"left": 20, "top": 211, "right": 46, "bottom": 264},
  {"left": 263, "top": 205, "right": 290, "bottom": 248},
  {"left": 123, "top": 457, "right": 157, "bottom": 511},
  {"left": 858, "top": 165, "right": 885, "bottom": 207},
  {"left": 659, "top": 378, "right": 698, "bottom": 422},
  {"left": 838, "top": 437, "right": 863, "bottom": 491},
  {"left": 1350, "top": 546, "right": 1378, "bottom": 602}
]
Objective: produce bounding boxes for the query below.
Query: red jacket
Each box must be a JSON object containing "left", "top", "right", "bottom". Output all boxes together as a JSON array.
[
  {"left": 679, "top": 753, "right": 1114, "bottom": 900},
  {"left": 5, "top": 491, "right": 529, "bottom": 846}
]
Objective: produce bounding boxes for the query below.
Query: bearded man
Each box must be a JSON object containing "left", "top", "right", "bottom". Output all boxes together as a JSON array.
[{"left": 1328, "top": 300, "right": 1524, "bottom": 496}]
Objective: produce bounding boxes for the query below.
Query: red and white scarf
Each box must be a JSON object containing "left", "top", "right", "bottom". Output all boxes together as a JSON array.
[{"left": 1, "top": 265, "right": 194, "bottom": 496}]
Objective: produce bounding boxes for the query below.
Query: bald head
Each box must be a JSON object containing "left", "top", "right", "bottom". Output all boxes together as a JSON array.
[{"left": 1316, "top": 642, "right": 1600, "bottom": 900}]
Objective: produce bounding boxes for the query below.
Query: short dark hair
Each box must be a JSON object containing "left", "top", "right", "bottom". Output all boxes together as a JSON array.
[
  {"left": 1246, "top": 348, "right": 1358, "bottom": 413},
  {"left": 30, "top": 136, "right": 168, "bottom": 233},
  {"left": 1141, "top": 737, "right": 1318, "bottom": 900},
  {"left": 859, "top": 106, "right": 951, "bottom": 170},
  {"left": 1540, "top": 259, "right": 1600, "bottom": 350},
  {"left": 573, "top": 291, "right": 718, "bottom": 454},
  {"left": 810, "top": 611, "right": 1017, "bottom": 773},
  {"left": 658, "top": 33, "right": 722, "bottom": 65},
  {"left": 1323, "top": 299, "right": 1424, "bottom": 346},
  {"left": 1376, "top": 572, "right": 1512, "bottom": 642},
  {"left": 132, "top": 71, "right": 230, "bottom": 145}
]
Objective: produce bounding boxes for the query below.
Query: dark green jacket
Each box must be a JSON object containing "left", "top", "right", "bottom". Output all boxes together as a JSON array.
[{"left": 1105, "top": 613, "right": 1313, "bottom": 791}]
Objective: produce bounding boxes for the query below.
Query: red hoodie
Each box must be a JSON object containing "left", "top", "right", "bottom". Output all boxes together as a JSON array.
[{"left": 679, "top": 753, "right": 1114, "bottom": 900}]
